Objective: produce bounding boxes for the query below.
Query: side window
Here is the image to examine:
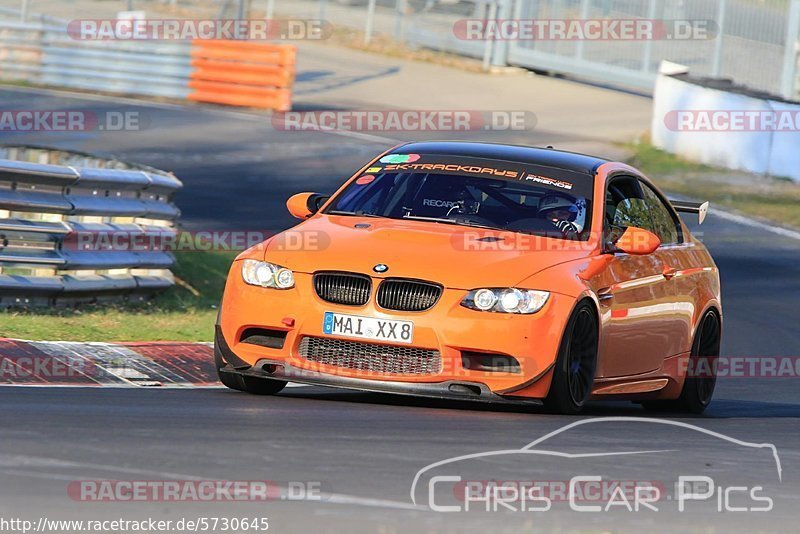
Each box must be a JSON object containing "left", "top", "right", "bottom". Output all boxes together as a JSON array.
[
  {"left": 605, "top": 178, "right": 650, "bottom": 231},
  {"left": 640, "top": 182, "right": 681, "bottom": 245},
  {"left": 610, "top": 195, "right": 650, "bottom": 230}
]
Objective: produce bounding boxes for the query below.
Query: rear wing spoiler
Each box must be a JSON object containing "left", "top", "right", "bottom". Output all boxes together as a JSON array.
[{"left": 670, "top": 200, "right": 709, "bottom": 225}]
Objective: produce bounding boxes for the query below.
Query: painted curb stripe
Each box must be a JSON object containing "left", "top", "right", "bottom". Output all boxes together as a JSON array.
[
  {"left": 0, "top": 339, "right": 217, "bottom": 387},
  {"left": 0, "top": 339, "right": 97, "bottom": 386},
  {"left": 122, "top": 342, "right": 218, "bottom": 386}
]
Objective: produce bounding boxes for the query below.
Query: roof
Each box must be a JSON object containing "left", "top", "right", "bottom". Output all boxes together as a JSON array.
[{"left": 394, "top": 141, "right": 609, "bottom": 175}]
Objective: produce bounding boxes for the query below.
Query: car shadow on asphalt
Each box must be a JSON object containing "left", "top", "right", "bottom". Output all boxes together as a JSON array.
[
  {"left": 293, "top": 66, "right": 401, "bottom": 96},
  {"left": 272, "top": 388, "right": 800, "bottom": 418}
]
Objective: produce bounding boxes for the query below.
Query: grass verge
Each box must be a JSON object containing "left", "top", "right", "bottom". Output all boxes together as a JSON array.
[
  {"left": 0, "top": 251, "right": 235, "bottom": 343},
  {"left": 627, "top": 142, "right": 800, "bottom": 230}
]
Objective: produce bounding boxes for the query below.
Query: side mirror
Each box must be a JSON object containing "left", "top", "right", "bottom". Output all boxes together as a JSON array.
[
  {"left": 286, "top": 192, "right": 329, "bottom": 219},
  {"left": 612, "top": 226, "right": 661, "bottom": 255}
]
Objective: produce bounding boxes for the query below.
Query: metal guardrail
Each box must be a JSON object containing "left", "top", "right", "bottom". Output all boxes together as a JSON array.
[
  {"left": 0, "top": 5, "right": 66, "bottom": 26},
  {"left": 0, "top": 147, "right": 182, "bottom": 307},
  {"left": 0, "top": 18, "right": 296, "bottom": 106},
  {"left": 0, "top": 21, "right": 193, "bottom": 99}
]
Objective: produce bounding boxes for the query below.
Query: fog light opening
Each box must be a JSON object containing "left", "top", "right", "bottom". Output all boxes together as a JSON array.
[
  {"left": 461, "top": 351, "right": 521, "bottom": 373},
  {"left": 240, "top": 328, "right": 288, "bottom": 349}
]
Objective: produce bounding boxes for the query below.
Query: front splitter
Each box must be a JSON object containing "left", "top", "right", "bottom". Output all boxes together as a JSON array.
[{"left": 219, "top": 359, "right": 543, "bottom": 406}]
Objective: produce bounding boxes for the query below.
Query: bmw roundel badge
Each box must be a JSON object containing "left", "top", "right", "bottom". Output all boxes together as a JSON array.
[{"left": 373, "top": 264, "right": 389, "bottom": 273}]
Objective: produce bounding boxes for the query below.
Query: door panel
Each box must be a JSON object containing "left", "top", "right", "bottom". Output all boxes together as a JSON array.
[
  {"left": 660, "top": 243, "right": 706, "bottom": 355},
  {"left": 592, "top": 176, "right": 688, "bottom": 378},
  {"left": 594, "top": 254, "right": 676, "bottom": 378}
]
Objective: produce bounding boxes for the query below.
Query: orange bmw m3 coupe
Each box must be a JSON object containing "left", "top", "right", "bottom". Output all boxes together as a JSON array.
[{"left": 215, "top": 142, "right": 721, "bottom": 414}]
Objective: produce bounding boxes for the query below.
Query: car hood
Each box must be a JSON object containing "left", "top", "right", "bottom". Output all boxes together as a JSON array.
[{"left": 263, "top": 215, "right": 594, "bottom": 289}]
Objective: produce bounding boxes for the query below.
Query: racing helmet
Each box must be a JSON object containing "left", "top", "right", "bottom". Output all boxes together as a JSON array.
[
  {"left": 538, "top": 195, "right": 578, "bottom": 220},
  {"left": 538, "top": 194, "right": 584, "bottom": 233}
]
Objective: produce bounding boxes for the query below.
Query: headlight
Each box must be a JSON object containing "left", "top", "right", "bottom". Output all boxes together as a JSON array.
[
  {"left": 461, "top": 288, "right": 549, "bottom": 314},
  {"left": 241, "top": 259, "right": 294, "bottom": 289}
]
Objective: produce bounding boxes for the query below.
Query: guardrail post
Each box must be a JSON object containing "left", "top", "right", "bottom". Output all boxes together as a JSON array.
[
  {"left": 234, "top": 0, "right": 250, "bottom": 38},
  {"left": 641, "top": 0, "right": 658, "bottom": 73},
  {"left": 364, "top": 0, "right": 377, "bottom": 45},
  {"left": 711, "top": 0, "right": 727, "bottom": 76},
  {"left": 482, "top": 1, "right": 498, "bottom": 71},
  {"left": 780, "top": 0, "right": 800, "bottom": 99},
  {"left": 319, "top": 0, "right": 328, "bottom": 22},
  {"left": 574, "top": 0, "right": 591, "bottom": 61},
  {"left": 797, "top": 51, "right": 800, "bottom": 101},
  {"left": 19, "top": 0, "right": 28, "bottom": 21},
  {"left": 394, "top": 0, "right": 407, "bottom": 43},
  {"left": 490, "top": 0, "right": 512, "bottom": 67}
]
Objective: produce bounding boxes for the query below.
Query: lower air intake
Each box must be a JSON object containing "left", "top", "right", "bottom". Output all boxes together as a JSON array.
[{"left": 298, "top": 336, "right": 441, "bottom": 375}]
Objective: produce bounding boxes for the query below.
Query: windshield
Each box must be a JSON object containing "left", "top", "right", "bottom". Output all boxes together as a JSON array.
[{"left": 325, "top": 166, "right": 593, "bottom": 241}]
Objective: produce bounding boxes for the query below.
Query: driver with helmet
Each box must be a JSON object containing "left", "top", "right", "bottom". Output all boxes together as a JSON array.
[{"left": 538, "top": 194, "right": 581, "bottom": 239}]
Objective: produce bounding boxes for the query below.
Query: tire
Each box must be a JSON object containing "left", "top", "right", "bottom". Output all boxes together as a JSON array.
[
  {"left": 217, "top": 366, "right": 244, "bottom": 391},
  {"left": 239, "top": 376, "right": 287, "bottom": 395},
  {"left": 217, "top": 367, "right": 288, "bottom": 396},
  {"left": 544, "top": 301, "right": 599, "bottom": 415},
  {"left": 215, "top": 348, "right": 288, "bottom": 395},
  {"left": 643, "top": 310, "right": 721, "bottom": 414}
]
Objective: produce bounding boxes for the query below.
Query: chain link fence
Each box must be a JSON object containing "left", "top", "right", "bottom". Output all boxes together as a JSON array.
[
  {"left": 258, "top": 0, "right": 800, "bottom": 98},
  {"left": 1, "top": 0, "right": 799, "bottom": 98}
]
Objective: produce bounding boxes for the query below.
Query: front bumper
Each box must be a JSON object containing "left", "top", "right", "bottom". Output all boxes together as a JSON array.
[
  {"left": 215, "top": 326, "right": 542, "bottom": 405},
  {"left": 218, "top": 267, "right": 573, "bottom": 398}
]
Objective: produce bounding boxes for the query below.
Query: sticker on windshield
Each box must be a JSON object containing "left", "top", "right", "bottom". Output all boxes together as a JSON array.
[
  {"left": 525, "top": 174, "right": 574, "bottom": 190},
  {"left": 351, "top": 155, "right": 592, "bottom": 199},
  {"left": 380, "top": 153, "right": 421, "bottom": 164},
  {"left": 382, "top": 162, "right": 520, "bottom": 179},
  {"left": 355, "top": 175, "right": 376, "bottom": 185}
]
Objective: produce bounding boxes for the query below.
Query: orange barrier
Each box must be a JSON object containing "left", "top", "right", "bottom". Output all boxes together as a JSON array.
[{"left": 188, "top": 40, "right": 296, "bottom": 111}]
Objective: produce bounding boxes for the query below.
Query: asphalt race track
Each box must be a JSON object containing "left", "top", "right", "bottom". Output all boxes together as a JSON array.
[{"left": 1, "top": 88, "right": 799, "bottom": 532}]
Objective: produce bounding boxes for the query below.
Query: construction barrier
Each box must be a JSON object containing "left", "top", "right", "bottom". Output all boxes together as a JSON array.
[{"left": 188, "top": 40, "right": 295, "bottom": 111}]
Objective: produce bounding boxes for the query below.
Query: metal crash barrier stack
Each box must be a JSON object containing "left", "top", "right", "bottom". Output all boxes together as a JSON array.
[{"left": 0, "top": 147, "right": 182, "bottom": 307}]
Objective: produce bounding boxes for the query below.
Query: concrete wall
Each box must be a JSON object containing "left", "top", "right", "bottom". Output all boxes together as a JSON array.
[{"left": 652, "top": 73, "right": 800, "bottom": 182}]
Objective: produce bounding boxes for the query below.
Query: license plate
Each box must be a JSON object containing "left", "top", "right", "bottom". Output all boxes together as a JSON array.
[{"left": 323, "top": 312, "right": 414, "bottom": 344}]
